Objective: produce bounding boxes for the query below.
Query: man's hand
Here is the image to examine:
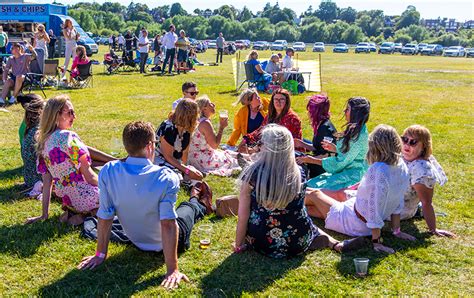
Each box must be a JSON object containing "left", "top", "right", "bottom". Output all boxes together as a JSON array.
[
  {"left": 161, "top": 270, "right": 189, "bottom": 289},
  {"left": 77, "top": 255, "right": 105, "bottom": 270}
]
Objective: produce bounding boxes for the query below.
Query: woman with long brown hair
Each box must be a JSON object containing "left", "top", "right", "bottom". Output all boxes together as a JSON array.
[
  {"left": 155, "top": 98, "right": 203, "bottom": 181},
  {"left": 238, "top": 88, "right": 302, "bottom": 154},
  {"left": 68, "top": 45, "right": 89, "bottom": 83},
  {"left": 61, "top": 19, "right": 79, "bottom": 79}
]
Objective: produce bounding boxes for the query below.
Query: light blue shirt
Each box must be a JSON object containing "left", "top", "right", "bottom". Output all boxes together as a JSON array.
[{"left": 97, "top": 157, "right": 180, "bottom": 251}]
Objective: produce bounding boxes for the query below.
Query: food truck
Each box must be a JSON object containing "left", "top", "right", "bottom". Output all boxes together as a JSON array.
[{"left": 0, "top": 1, "right": 98, "bottom": 56}]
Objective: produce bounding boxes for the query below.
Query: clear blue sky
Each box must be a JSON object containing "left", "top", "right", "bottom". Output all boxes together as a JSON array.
[{"left": 39, "top": 0, "right": 473, "bottom": 21}]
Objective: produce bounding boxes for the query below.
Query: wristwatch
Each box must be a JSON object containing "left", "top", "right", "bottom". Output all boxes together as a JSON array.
[{"left": 372, "top": 237, "right": 383, "bottom": 244}]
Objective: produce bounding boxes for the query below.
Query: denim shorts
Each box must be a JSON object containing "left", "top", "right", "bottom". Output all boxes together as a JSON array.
[{"left": 177, "top": 49, "right": 188, "bottom": 62}]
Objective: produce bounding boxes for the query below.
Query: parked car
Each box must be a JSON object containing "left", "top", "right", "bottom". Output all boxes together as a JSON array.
[
  {"left": 235, "top": 40, "right": 249, "bottom": 50},
  {"left": 443, "top": 46, "right": 465, "bottom": 57},
  {"left": 271, "top": 40, "right": 288, "bottom": 51},
  {"left": 466, "top": 48, "right": 474, "bottom": 57},
  {"left": 333, "top": 43, "right": 349, "bottom": 53},
  {"left": 369, "top": 42, "right": 377, "bottom": 52},
  {"left": 207, "top": 40, "right": 217, "bottom": 49},
  {"left": 378, "top": 42, "right": 395, "bottom": 54},
  {"left": 355, "top": 42, "right": 370, "bottom": 53},
  {"left": 420, "top": 44, "right": 444, "bottom": 56},
  {"left": 292, "top": 42, "right": 306, "bottom": 52},
  {"left": 252, "top": 41, "right": 269, "bottom": 50},
  {"left": 312, "top": 42, "right": 325, "bottom": 52},
  {"left": 417, "top": 43, "right": 429, "bottom": 53},
  {"left": 77, "top": 38, "right": 98, "bottom": 56},
  {"left": 401, "top": 43, "right": 418, "bottom": 55},
  {"left": 394, "top": 43, "right": 403, "bottom": 53}
]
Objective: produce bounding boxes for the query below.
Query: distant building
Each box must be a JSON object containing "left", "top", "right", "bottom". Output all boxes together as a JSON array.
[
  {"left": 445, "top": 18, "right": 462, "bottom": 32},
  {"left": 462, "top": 20, "right": 474, "bottom": 29},
  {"left": 422, "top": 18, "right": 462, "bottom": 32},
  {"left": 423, "top": 19, "right": 442, "bottom": 30},
  {"left": 202, "top": 9, "right": 213, "bottom": 18}
]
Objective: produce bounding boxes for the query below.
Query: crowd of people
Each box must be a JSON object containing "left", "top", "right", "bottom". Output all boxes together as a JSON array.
[
  {"left": 8, "top": 77, "right": 455, "bottom": 288},
  {"left": 0, "top": 20, "right": 456, "bottom": 289}
]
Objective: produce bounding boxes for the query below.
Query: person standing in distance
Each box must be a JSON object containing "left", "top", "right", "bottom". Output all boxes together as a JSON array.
[
  {"left": 161, "top": 24, "right": 178, "bottom": 75},
  {"left": 216, "top": 32, "right": 225, "bottom": 64}
]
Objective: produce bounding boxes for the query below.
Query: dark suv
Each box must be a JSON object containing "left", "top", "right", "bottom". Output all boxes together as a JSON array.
[{"left": 420, "top": 44, "right": 443, "bottom": 56}]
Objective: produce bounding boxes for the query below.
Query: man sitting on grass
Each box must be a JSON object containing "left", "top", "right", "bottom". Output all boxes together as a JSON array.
[
  {"left": 78, "top": 121, "right": 214, "bottom": 289},
  {"left": 1, "top": 43, "right": 37, "bottom": 106}
]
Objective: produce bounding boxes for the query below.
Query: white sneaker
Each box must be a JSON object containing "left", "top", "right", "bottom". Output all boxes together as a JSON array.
[{"left": 8, "top": 96, "right": 16, "bottom": 104}]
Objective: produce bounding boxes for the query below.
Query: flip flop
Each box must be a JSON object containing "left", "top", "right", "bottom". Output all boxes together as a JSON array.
[{"left": 308, "top": 234, "right": 330, "bottom": 251}]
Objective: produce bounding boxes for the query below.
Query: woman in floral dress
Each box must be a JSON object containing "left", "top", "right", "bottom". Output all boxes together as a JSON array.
[
  {"left": 26, "top": 95, "right": 99, "bottom": 225},
  {"left": 234, "top": 125, "right": 365, "bottom": 258},
  {"left": 188, "top": 96, "right": 241, "bottom": 177}
]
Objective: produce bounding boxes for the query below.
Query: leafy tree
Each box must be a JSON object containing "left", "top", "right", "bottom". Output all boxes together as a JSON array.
[
  {"left": 217, "top": 5, "right": 237, "bottom": 20},
  {"left": 393, "top": 32, "right": 412, "bottom": 44},
  {"left": 304, "top": 5, "right": 313, "bottom": 17},
  {"left": 356, "top": 10, "right": 384, "bottom": 37},
  {"left": 339, "top": 7, "right": 357, "bottom": 24},
  {"left": 275, "top": 24, "right": 300, "bottom": 42},
  {"left": 169, "top": 3, "right": 187, "bottom": 17},
  {"left": 326, "top": 20, "right": 350, "bottom": 43},
  {"left": 300, "top": 21, "right": 328, "bottom": 42},
  {"left": 341, "top": 25, "right": 365, "bottom": 43},
  {"left": 397, "top": 24, "right": 429, "bottom": 42},
  {"left": 239, "top": 6, "right": 253, "bottom": 22},
  {"left": 151, "top": 6, "right": 170, "bottom": 22},
  {"left": 315, "top": 1, "right": 338, "bottom": 23},
  {"left": 397, "top": 5, "right": 420, "bottom": 29}
]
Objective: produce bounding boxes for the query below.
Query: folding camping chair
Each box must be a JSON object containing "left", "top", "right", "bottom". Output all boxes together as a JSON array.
[
  {"left": 43, "top": 59, "right": 60, "bottom": 87},
  {"left": 70, "top": 61, "right": 93, "bottom": 88},
  {"left": 22, "top": 48, "right": 46, "bottom": 97},
  {"left": 237, "top": 62, "right": 266, "bottom": 91}
]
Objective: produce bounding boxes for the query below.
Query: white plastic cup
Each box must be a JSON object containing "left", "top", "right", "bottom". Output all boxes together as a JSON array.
[
  {"left": 353, "top": 258, "right": 369, "bottom": 276},
  {"left": 219, "top": 110, "right": 228, "bottom": 119}
]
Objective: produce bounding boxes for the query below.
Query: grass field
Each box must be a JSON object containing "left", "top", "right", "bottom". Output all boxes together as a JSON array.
[{"left": 0, "top": 46, "right": 473, "bottom": 296}]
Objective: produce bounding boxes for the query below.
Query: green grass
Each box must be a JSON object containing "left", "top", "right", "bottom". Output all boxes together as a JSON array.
[{"left": 0, "top": 47, "right": 473, "bottom": 296}]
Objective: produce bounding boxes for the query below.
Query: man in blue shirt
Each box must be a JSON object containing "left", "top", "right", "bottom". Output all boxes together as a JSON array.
[{"left": 78, "top": 121, "right": 213, "bottom": 289}]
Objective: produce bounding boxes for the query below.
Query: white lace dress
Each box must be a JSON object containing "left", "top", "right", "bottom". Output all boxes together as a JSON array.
[
  {"left": 401, "top": 155, "right": 447, "bottom": 220},
  {"left": 325, "top": 160, "right": 410, "bottom": 236},
  {"left": 188, "top": 117, "right": 241, "bottom": 177}
]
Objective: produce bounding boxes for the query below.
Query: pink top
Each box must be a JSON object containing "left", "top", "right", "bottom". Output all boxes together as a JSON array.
[{"left": 71, "top": 56, "right": 89, "bottom": 71}]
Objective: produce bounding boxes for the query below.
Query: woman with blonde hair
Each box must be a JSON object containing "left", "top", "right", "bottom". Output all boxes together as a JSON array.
[
  {"left": 26, "top": 95, "right": 100, "bottom": 225},
  {"left": 155, "top": 98, "right": 203, "bottom": 181},
  {"left": 61, "top": 19, "right": 79, "bottom": 79},
  {"left": 68, "top": 45, "right": 89, "bottom": 83},
  {"left": 304, "top": 125, "right": 417, "bottom": 254},
  {"left": 188, "top": 96, "right": 241, "bottom": 176},
  {"left": 400, "top": 125, "right": 455, "bottom": 237},
  {"left": 234, "top": 125, "right": 366, "bottom": 258},
  {"left": 227, "top": 88, "right": 270, "bottom": 147},
  {"left": 33, "top": 24, "right": 50, "bottom": 58},
  {"left": 246, "top": 50, "right": 272, "bottom": 91}
]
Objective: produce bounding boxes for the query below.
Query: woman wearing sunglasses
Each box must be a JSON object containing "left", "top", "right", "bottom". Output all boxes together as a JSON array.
[
  {"left": 26, "top": 95, "right": 113, "bottom": 225},
  {"left": 400, "top": 125, "right": 455, "bottom": 237}
]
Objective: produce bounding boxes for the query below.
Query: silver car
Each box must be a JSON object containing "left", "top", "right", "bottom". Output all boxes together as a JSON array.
[{"left": 443, "top": 46, "right": 465, "bottom": 57}]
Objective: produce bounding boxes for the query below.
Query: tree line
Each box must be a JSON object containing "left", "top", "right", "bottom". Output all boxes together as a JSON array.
[{"left": 66, "top": 1, "right": 474, "bottom": 47}]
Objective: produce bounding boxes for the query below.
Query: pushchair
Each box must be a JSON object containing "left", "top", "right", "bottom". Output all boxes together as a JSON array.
[{"left": 103, "top": 49, "right": 122, "bottom": 74}]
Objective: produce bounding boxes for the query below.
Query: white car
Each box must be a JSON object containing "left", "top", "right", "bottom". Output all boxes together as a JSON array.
[
  {"left": 443, "top": 46, "right": 465, "bottom": 57},
  {"left": 207, "top": 41, "right": 217, "bottom": 49},
  {"left": 312, "top": 42, "right": 325, "bottom": 52},
  {"left": 293, "top": 42, "right": 306, "bottom": 52}
]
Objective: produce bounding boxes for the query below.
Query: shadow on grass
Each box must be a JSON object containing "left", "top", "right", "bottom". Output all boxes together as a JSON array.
[
  {"left": 217, "top": 89, "right": 239, "bottom": 96},
  {"left": 0, "top": 215, "right": 75, "bottom": 257},
  {"left": 334, "top": 218, "right": 434, "bottom": 277},
  {"left": 39, "top": 247, "right": 166, "bottom": 296},
  {"left": 0, "top": 166, "right": 29, "bottom": 203},
  {"left": 0, "top": 166, "right": 22, "bottom": 181},
  {"left": 200, "top": 252, "right": 304, "bottom": 296}
]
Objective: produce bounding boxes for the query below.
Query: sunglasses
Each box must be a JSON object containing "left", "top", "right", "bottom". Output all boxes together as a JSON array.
[
  {"left": 401, "top": 136, "right": 418, "bottom": 146},
  {"left": 61, "top": 109, "right": 75, "bottom": 117},
  {"left": 185, "top": 91, "right": 199, "bottom": 96}
]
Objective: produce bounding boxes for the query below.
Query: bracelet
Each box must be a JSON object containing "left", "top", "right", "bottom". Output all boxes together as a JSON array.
[
  {"left": 184, "top": 167, "right": 190, "bottom": 175},
  {"left": 234, "top": 244, "right": 246, "bottom": 253},
  {"left": 392, "top": 227, "right": 401, "bottom": 235},
  {"left": 95, "top": 251, "right": 106, "bottom": 259}
]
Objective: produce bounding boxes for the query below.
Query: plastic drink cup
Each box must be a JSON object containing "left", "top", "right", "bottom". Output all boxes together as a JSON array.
[
  {"left": 219, "top": 110, "right": 228, "bottom": 119},
  {"left": 198, "top": 224, "right": 213, "bottom": 249},
  {"left": 353, "top": 258, "right": 369, "bottom": 276}
]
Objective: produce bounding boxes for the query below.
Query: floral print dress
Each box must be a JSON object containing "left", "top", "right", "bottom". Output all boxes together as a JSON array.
[
  {"left": 246, "top": 166, "right": 319, "bottom": 258},
  {"left": 188, "top": 117, "right": 241, "bottom": 177},
  {"left": 37, "top": 130, "right": 99, "bottom": 213}
]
